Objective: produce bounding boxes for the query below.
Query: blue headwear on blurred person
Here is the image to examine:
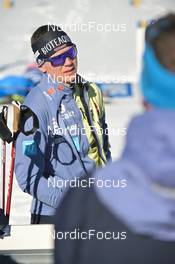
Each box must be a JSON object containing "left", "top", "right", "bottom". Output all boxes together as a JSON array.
[
  {"left": 140, "top": 46, "right": 175, "bottom": 108},
  {"left": 140, "top": 15, "right": 175, "bottom": 108}
]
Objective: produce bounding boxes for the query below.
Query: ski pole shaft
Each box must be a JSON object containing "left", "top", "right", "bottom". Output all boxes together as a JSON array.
[
  {"left": 2, "top": 106, "right": 8, "bottom": 211},
  {"left": 2, "top": 140, "right": 6, "bottom": 211},
  {"left": 6, "top": 103, "right": 20, "bottom": 219},
  {"left": 5, "top": 142, "right": 15, "bottom": 218}
]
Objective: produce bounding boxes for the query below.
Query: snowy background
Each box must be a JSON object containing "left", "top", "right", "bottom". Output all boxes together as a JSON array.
[
  {"left": 0, "top": 1, "right": 175, "bottom": 263},
  {"left": 0, "top": 0, "right": 174, "bottom": 226}
]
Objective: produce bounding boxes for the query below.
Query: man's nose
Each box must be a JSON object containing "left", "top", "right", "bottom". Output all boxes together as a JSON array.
[{"left": 64, "top": 56, "right": 73, "bottom": 66}]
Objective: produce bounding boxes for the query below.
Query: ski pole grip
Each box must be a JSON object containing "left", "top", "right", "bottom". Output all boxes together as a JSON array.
[
  {"left": 2, "top": 106, "right": 8, "bottom": 124},
  {"left": 0, "top": 108, "right": 12, "bottom": 143},
  {"left": 13, "top": 104, "right": 20, "bottom": 133}
]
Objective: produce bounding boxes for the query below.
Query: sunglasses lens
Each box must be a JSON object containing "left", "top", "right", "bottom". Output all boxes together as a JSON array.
[
  {"left": 67, "top": 46, "right": 77, "bottom": 60},
  {"left": 51, "top": 57, "right": 65, "bottom": 67},
  {"left": 50, "top": 46, "right": 77, "bottom": 67}
]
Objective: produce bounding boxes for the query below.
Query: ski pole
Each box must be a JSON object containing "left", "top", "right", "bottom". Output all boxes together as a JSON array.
[
  {"left": 0, "top": 102, "right": 39, "bottom": 237},
  {"left": 1, "top": 106, "right": 8, "bottom": 212},
  {"left": 5, "top": 101, "right": 20, "bottom": 220}
]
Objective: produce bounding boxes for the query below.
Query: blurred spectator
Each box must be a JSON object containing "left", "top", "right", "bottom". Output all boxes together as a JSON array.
[{"left": 54, "top": 13, "right": 175, "bottom": 264}]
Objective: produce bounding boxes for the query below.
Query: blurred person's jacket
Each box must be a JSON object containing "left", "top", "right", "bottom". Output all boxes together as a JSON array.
[{"left": 54, "top": 108, "right": 175, "bottom": 264}]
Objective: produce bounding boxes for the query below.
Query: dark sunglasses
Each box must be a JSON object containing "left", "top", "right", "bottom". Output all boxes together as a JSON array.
[{"left": 45, "top": 45, "right": 77, "bottom": 67}]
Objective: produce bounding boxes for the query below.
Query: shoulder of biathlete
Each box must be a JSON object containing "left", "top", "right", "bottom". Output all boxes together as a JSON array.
[
  {"left": 24, "top": 77, "right": 104, "bottom": 128},
  {"left": 23, "top": 74, "right": 49, "bottom": 129}
]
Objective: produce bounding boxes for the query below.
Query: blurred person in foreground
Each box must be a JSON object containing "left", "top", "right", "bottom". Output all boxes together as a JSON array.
[{"left": 54, "top": 13, "right": 175, "bottom": 264}]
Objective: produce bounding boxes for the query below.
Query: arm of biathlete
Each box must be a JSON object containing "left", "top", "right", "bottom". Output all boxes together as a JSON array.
[{"left": 15, "top": 99, "right": 62, "bottom": 209}]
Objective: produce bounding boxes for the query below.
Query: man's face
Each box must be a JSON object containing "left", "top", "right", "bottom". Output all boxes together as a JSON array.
[{"left": 40, "top": 46, "right": 77, "bottom": 85}]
